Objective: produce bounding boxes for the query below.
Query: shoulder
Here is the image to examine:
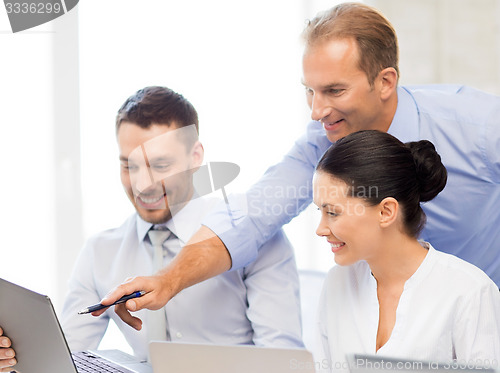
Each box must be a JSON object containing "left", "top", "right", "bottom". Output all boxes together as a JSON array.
[
  {"left": 430, "top": 248, "right": 497, "bottom": 294},
  {"left": 403, "top": 84, "right": 500, "bottom": 121},
  {"left": 83, "top": 214, "right": 138, "bottom": 251},
  {"left": 404, "top": 84, "right": 497, "bottom": 100}
]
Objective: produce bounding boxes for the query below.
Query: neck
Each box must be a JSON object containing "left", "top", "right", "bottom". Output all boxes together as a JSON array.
[
  {"left": 369, "top": 84, "right": 398, "bottom": 133},
  {"left": 377, "top": 89, "right": 399, "bottom": 133},
  {"left": 368, "top": 233, "right": 427, "bottom": 288}
]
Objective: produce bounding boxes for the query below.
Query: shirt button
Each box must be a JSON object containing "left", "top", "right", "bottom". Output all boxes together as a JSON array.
[{"left": 176, "top": 332, "right": 183, "bottom": 339}]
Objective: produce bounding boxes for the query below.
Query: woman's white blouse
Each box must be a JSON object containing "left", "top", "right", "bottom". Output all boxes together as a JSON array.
[{"left": 316, "top": 243, "right": 500, "bottom": 372}]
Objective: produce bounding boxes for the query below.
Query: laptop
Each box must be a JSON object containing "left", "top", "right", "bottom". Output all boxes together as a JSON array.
[
  {"left": 0, "top": 277, "right": 152, "bottom": 373},
  {"left": 347, "top": 354, "right": 499, "bottom": 373},
  {"left": 149, "top": 341, "right": 316, "bottom": 373}
]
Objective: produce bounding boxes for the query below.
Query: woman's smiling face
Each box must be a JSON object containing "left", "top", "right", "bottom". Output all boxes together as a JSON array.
[{"left": 313, "top": 171, "right": 383, "bottom": 266}]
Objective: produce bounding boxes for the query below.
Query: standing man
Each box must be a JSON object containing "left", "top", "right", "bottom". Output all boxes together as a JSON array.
[
  {"left": 97, "top": 2, "right": 500, "bottom": 328},
  {"left": 0, "top": 86, "right": 303, "bottom": 370}
]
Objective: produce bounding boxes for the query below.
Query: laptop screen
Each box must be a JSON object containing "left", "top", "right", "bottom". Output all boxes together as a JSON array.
[{"left": 0, "top": 277, "right": 78, "bottom": 373}]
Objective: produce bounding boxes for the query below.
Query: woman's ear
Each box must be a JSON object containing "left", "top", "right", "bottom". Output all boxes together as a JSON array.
[{"left": 378, "top": 197, "right": 399, "bottom": 228}]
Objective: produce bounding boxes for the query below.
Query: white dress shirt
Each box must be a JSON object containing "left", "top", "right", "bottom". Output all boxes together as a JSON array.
[
  {"left": 61, "top": 196, "right": 303, "bottom": 360},
  {"left": 316, "top": 243, "right": 500, "bottom": 372}
]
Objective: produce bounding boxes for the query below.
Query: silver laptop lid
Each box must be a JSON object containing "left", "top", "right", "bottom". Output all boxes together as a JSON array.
[
  {"left": 0, "top": 277, "right": 78, "bottom": 373},
  {"left": 149, "top": 341, "right": 316, "bottom": 373}
]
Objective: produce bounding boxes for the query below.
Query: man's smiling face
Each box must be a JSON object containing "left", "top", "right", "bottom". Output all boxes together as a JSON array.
[
  {"left": 302, "top": 37, "right": 388, "bottom": 143},
  {"left": 118, "top": 122, "right": 202, "bottom": 224}
]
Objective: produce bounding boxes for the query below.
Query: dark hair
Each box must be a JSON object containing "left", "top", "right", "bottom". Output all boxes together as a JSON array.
[
  {"left": 302, "top": 2, "right": 399, "bottom": 86},
  {"left": 316, "top": 130, "right": 447, "bottom": 237},
  {"left": 116, "top": 86, "right": 199, "bottom": 133}
]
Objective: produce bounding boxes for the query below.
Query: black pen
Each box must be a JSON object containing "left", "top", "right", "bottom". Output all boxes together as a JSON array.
[{"left": 78, "top": 291, "right": 146, "bottom": 315}]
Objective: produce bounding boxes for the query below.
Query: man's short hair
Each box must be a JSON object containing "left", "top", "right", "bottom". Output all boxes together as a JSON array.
[
  {"left": 302, "top": 2, "right": 399, "bottom": 86},
  {"left": 116, "top": 86, "right": 199, "bottom": 133},
  {"left": 116, "top": 86, "right": 199, "bottom": 149}
]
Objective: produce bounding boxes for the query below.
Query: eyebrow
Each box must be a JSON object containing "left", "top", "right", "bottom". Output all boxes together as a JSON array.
[
  {"left": 301, "top": 80, "right": 345, "bottom": 91},
  {"left": 321, "top": 203, "right": 338, "bottom": 209},
  {"left": 147, "top": 156, "right": 174, "bottom": 163},
  {"left": 323, "top": 83, "right": 344, "bottom": 90},
  {"left": 118, "top": 155, "right": 174, "bottom": 163}
]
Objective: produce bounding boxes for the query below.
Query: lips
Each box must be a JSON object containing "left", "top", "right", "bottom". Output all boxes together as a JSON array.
[
  {"left": 329, "top": 241, "right": 346, "bottom": 253},
  {"left": 322, "top": 119, "right": 344, "bottom": 132},
  {"left": 136, "top": 193, "right": 166, "bottom": 209}
]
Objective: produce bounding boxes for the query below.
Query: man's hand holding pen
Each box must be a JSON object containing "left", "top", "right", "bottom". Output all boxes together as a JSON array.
[
  {"left": 91, "top": 272, "right": 178, "bottom": 331},
  {"left": 78, "top": 291, "right": 146, "bottom": 315},
  {"left": 93, "top": 225, "right": 231, "bottom": 331}
]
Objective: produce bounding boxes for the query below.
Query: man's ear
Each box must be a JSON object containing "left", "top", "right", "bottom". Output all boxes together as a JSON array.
[
  {"left": 378, "top": 197, "right": 399, "bottom": 228},
  {"left": 378, "top": 67, "right": 398, "bottom": 101},
  {"left": 190, "top": 141, "right": 204, "bottom": 168}
]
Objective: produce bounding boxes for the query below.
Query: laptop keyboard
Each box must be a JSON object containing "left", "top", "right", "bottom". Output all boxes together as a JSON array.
[{"left": 72, "top": 351, "right": 134, "bottom": 373}]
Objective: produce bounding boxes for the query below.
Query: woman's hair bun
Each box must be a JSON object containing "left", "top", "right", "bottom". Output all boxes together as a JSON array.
[{"left": 406, "top": 140, "right": 447, "bottom": 202}]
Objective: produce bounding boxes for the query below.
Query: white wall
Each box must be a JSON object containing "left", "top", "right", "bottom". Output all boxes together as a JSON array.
[
  {"left": 370, "top": 0, "right": 500, "bottom": 95},
  {"left": 1, "top": 13, "right": 58, "bottom": 301}
]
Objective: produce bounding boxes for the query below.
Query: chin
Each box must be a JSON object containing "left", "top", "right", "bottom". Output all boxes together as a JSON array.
[
  {"left": 138, "top": 211, "right": 171, "bottom": 225},
  {"left": 325, "top": 132, "right": 339, "bottom": 143},
  {"left": 333, "top": 255, "right": 356, "bottom": 267},
  {"left": 326, "top": 131, "right": 349, "bottom": 144}
]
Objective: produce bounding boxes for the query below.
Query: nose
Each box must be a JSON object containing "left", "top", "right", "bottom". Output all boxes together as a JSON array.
[
  {"left": 133, "top": 166, "right": 156, "bottom": 194},
  {"left": 315, "top": 216, "right": 331, "bottom": 238},
  {"left": 310, "top": 93, "right": 332, "bottom": 122}
]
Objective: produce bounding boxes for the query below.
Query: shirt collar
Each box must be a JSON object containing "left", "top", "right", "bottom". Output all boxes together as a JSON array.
[
  {"left": 136, "top": 215, "right": 154, "bottom": 243},
  {"left": 387, "top": 87, "right": 420, "bottom": 143},
  {"left": 164, "top": 196, "right": 206, "bottom": 245}
]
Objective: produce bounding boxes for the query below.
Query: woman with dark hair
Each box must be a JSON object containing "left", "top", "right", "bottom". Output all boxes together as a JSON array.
[{"left": 313, "top": 130, "right": 500, "bottom": 371}]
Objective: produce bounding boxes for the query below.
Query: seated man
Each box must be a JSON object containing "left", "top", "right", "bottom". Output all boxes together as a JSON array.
[{"left": 0, "top": 86, "right": 303, "bottom": 369}]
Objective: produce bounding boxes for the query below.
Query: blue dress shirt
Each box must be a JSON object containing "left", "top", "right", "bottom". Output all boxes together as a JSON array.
[
  {"left": 61, "top": 196, "right": 303, "bottom": 360},
  {"left": 203, "top": 85, "right": 500, "bottom": 286}
]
